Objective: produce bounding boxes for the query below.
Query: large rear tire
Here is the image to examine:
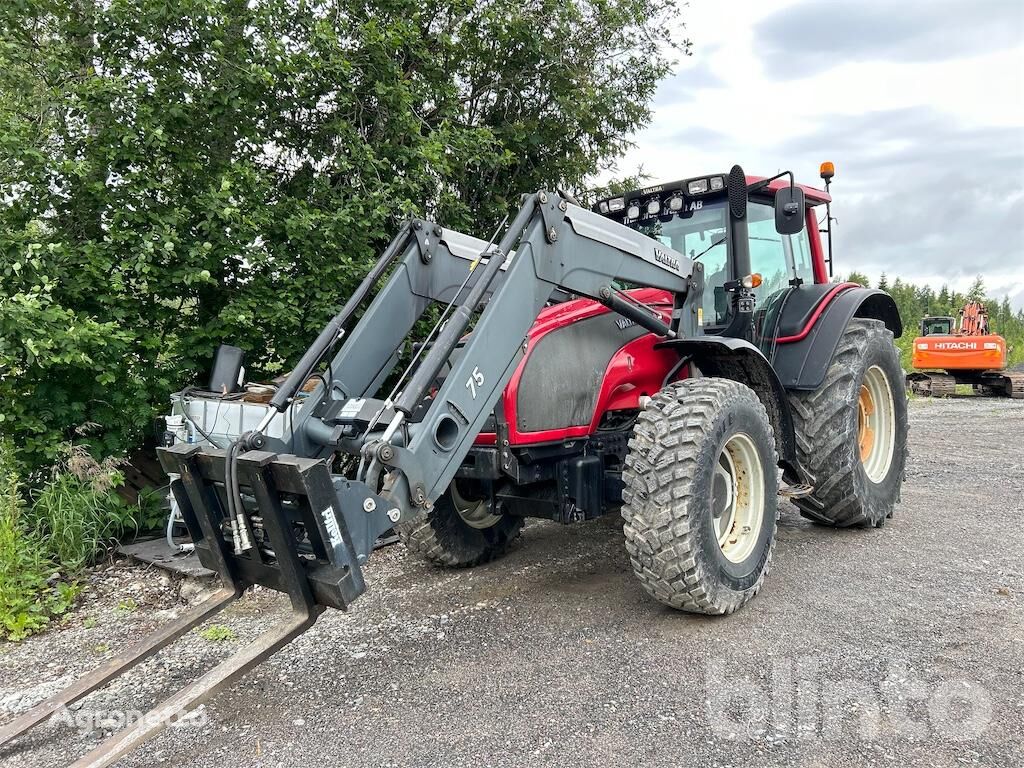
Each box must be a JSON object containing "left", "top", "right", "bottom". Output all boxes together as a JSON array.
[
  {"left": 788, "top": 318, "right": 908, "bottom": 527},
  {"left": 396, "top": 481, "right": 524, "bottom": 567},
  {"left": 621, "top": 379, "right": 779, "bottom": 615}
]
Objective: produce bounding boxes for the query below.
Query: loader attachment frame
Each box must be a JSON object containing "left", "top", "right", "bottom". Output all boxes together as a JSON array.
[{"left": 161, "top": 190, "right": 702, "bottom": 613}]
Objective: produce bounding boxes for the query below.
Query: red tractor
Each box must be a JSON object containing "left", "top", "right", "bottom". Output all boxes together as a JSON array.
[
  {"left": 2, "top": 164, "right": 908, "bottom": 766},
  {"left": 397, "top": 164, "right": 908, "bottom": 614}
]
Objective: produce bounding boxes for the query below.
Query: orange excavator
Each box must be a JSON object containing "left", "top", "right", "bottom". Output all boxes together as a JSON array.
[{"left": 907, "top": 300, "right": 1023, "bottom": 398}]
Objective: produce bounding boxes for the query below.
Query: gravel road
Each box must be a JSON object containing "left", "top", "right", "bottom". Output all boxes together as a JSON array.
[{"left": 1, "top": 397, "right": 1022, "bottom": 767}]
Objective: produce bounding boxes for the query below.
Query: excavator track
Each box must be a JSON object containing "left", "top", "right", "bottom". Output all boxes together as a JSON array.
[
  {"left": 907, "top": 372, "right": 956, "bottom": 397},
  {"left": 988, "top": 370, "right": 1024, "bottom": 399},
  {"left": 969, "top": 370, "right": 1024, "bottom": 399}
]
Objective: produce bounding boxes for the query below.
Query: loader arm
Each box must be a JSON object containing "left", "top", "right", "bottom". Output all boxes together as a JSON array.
[{"left": 350, "top": 192, "right": 702, "bottom": 512}]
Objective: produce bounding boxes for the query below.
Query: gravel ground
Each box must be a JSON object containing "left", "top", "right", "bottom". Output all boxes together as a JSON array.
[{"left": 1, "top": 397, "right": 1022, "bottom": 767}]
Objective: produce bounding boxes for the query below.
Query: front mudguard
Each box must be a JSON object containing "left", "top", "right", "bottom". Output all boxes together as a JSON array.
[{"left": 657, "top": 336, "right": 798, "bottom": 473}]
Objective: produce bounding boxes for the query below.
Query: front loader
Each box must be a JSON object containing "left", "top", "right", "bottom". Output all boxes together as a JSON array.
[{"left": 0, "top": 164, "right": 908, "bottom": 766}]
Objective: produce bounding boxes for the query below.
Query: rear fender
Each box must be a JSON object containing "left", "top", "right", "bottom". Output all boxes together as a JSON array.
[
  {"left": 658, "top": 337, "right": 796, "bottom": 470},
  {"left": 772, "top": 287, "right": 902, "bottom": 391}
]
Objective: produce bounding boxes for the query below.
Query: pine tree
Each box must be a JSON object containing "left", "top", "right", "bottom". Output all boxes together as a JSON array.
[
  {"left": 967, "top": 276, "right": 986, "bottom": 303},
  {"left": 1000, "top": 296, "right": 1012, "bottom": 325}
]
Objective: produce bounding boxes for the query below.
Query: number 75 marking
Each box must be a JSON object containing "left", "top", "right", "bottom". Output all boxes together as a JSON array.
[{"left": 466, "top": 366, "right": 484, "bottom": 399}]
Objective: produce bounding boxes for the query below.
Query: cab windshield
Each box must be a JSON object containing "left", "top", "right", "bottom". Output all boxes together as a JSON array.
[
  {"left": 922, "top": 318, "right": 952, "bottom": 335},
  {"left": 635, "top": 200, "right": 730, "bottom": 325},
  {"left": 633, "top": 198, "right": 816, "bottom": 328}
]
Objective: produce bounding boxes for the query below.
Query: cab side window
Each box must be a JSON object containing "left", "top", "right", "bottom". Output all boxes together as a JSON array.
[
  {"left": 789, "top": 226, "right": 815, "bottom": 284},
  {"left": 747, "top": 202, "right": 815, "bottom": 303}
]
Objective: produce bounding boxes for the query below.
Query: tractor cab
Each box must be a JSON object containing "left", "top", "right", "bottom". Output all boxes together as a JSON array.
[
  {"left": 920, "top": 316, "right": 954, "bottom": 336},
  {"left": 594, "top": 164, "right": 835, "bottom": 355}
]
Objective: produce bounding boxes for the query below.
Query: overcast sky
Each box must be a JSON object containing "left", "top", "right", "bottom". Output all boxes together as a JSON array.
[{"left": 604, "top": 0, "right": 1024, "bottom": 307}]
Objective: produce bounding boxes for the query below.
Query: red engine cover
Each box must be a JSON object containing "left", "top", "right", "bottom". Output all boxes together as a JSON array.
[{"left": 475, "top": 288, "right": 681, "bottom": 447}]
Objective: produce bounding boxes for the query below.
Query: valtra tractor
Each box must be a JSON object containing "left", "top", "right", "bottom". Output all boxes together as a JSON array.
[{"left": 1, "top": 163, "right": 908, "bottom": 766}]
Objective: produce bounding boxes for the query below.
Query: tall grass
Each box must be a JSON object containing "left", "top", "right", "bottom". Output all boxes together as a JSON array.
[
  {"left": 0, "top": 444, "right": 79, "bottom": 641},
  {"left": 28, "top": 445, "right": 137, "bottom": 573},
  {"left": 0, "top": 442, "right": 141, "bottom": 641}
]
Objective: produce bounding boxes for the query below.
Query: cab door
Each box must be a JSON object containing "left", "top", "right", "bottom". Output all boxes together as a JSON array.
[{"left": 744, "top": 200, "right": 817, "bottom": 358}]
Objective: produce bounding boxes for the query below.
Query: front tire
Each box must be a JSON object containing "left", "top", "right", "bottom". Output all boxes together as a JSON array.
[
  {"left": 788, "top": 318, "right": 908, "bottom": 527},
  {"left": 396, "top": 481, "right": 523, "bottom": 567},
  {"left": 622, "top": 379, "right": 779, "bottom": 615}
]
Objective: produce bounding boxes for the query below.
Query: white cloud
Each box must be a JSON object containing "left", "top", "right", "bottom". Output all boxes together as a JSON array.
[{"left": 602, "top": 0, "right": 1024, "bottom": 306}]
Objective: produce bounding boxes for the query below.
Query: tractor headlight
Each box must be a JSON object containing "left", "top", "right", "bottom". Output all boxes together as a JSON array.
[
  {"left": 646, "top": 199, "right": 660, "bottom": 216},
  {"left": 668, "top": 195, "right": 683, "bottom": 212},
  {"left": 626, "top": 203, "right": 640, "bottom": 219},
  {"left": 608, "top": 197, "right": 625, "bottom": 212},
  {"left": 598, "top": 201, "right": 609, "bottom": 214},
  {"left": 710, "top": 176, "right": 725, "bottom": 191},
  {"left": 687, "top": 178, "right": 709, "bottom": 195}
]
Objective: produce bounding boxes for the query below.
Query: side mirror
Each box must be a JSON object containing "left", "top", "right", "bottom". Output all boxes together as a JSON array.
[{"left": 774, "top": 186, "right": 805, "bottom": 235}]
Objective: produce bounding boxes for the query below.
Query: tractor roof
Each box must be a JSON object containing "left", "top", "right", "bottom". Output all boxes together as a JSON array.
[
  {"left": 595, "top": 172, "right": 831, "bottom": 211},
  {"left": 745, "top": 175, "right": 831, "bottom": 205}
]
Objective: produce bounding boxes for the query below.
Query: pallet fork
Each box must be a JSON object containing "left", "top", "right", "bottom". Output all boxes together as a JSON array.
[{"left": 0, "top": 446, "right": 366, "bottom": 767}]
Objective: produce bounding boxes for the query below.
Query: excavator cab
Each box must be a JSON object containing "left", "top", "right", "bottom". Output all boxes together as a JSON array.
[{"left": 920, "top": 316, "right": 953, "bottom": 336}]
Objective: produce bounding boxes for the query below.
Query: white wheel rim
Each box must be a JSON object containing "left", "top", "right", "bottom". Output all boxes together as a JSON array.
[
  {"left": 711, "top": 433, "right": 765, "bottom": 564},
  {"left": 450, "top": 482, "right": 503, "bottom": 530},
  {"left": 858, "top": 365, "right": 896, "bottom": 483}
]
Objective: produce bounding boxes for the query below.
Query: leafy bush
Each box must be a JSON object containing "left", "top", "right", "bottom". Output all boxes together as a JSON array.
[
  {"left": 0, "top": 444, "right": 80, "bottom": 641},
  {"left": 136, "top": 487, "right": 173, "bottom": 533}
]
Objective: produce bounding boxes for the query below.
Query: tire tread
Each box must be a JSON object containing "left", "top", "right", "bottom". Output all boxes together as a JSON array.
[{"left": 621, "top": 378, "right": 778, "bottom": 615}]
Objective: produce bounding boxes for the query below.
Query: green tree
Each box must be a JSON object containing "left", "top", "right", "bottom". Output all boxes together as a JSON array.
[
  {"left": 967, "top": 275, "right": 986, "bottom": 303},
  {"left": 999, "top": 296, "right": 1012, "bottom": 323},
  {"left": 0, "top": 0, "right": 688, "bottom": 471},
  {"left": 846, "top": 271, "right": 870, "bottom": 287}
]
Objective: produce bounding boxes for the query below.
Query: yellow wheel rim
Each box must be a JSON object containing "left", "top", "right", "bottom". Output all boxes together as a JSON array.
[
  {"left": 858, "top": 383, "right": 875, "bottom": 463},
  {"left": 858, "top": 365, "right": 896, "bottom": 483}
]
